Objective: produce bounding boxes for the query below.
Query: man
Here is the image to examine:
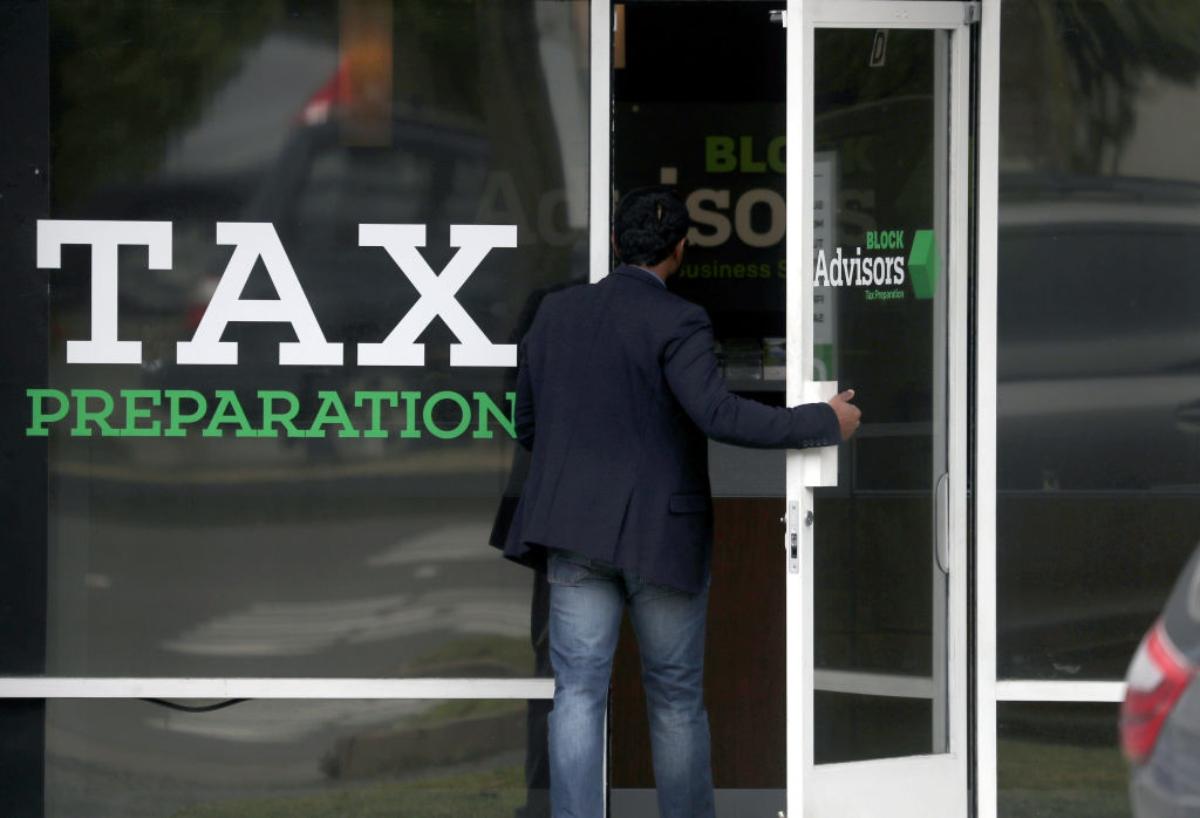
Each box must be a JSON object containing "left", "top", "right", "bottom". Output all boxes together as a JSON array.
[{"left": 498, "top": 185, "right": 861, "bottom": 818}]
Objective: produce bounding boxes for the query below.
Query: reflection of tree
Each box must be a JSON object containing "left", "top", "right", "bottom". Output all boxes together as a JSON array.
[
  {"left": 814, "top": 30, "right": 935, "bottom": 235},
  {"left": 475, "top": 2, "right": 577, "bottom": 294},
  {"left": 815, "top": 28, "right": 932, "bottom": 115},
  {"left": 1004, "top": 0, "right": 1200, "bottom": 173},
  {"left": 389, "top": 0, "right": 483, "bottom": 115},
  {"left": 50, "top": 0, "right": 282, "bottom": 206}
]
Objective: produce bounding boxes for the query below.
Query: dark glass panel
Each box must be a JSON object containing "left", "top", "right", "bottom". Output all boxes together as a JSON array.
[
  {"left": 997, "top": 0, "right": 1200, "bottom": 680},
  {"left": 998, "top": 702, "right": 1130, "bottom": 818}
]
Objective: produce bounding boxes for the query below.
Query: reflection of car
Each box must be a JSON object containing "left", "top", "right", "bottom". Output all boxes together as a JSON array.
[
  {"left": 1122, "top": 542, "right": 1200, "bottom": 817},
  {"left": 998, "top": 177, "right": 1200, "bottom": 492},
  {"left": 997, "top": 175, "right": 1200, "bottom": 678},
  {"left": 151, "top": 109, "right": 511, "bottom": 408},
  {"left": 244, "top": 113, "right": 502, "bottom": 348},
  {"left": 49, "top": 177, "right": 256, "bottom": 316}
]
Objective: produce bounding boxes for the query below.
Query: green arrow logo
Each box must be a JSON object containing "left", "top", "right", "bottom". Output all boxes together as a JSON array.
[{"left": 907, "top": 229, "right": 939, "bottom": 300}]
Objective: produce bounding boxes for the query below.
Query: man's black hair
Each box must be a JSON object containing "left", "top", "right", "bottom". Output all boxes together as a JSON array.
[{"left": 612, "top": 185, "right": 692, "bottom": 266}]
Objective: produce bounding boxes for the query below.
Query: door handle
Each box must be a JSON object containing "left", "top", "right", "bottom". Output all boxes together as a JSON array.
[
  {"left": 800, "top": 380, "right": 840, "bottom": 487},
  {"left": 934, "top": 472, "right": 950, "bottom": 575}
]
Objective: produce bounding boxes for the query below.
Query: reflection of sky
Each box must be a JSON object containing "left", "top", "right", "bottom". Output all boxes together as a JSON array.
[
  {"left": 537, "top": 2, "right": 590, "bottom": 230},
  {"left": 1124, "top": 76, "right": 1200, "bottom": 182},
  {"left": 160, "top": 32, "right": 338, "bottom": 179},
  {"left": 1001, "top": 73, "right": 1200, "bottom": 183}
]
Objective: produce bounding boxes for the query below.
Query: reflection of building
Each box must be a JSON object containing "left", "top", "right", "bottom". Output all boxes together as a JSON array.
[{"left": 2, "top": 2, "right": 1200, "bottom": 818}]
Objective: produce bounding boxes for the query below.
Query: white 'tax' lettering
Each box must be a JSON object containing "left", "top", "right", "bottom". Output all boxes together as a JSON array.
[{"left": 357, "top": 224, "right": 517, "bottom": 368}]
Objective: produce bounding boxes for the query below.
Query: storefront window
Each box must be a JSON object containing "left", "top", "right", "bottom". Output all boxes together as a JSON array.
[{"left": 4, "top": 0, "right": 591, "bottom": 678}]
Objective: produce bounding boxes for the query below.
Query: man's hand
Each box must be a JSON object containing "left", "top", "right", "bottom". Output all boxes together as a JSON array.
[{"left": 828, "top": 389, "right": 861, "bottom": 441}]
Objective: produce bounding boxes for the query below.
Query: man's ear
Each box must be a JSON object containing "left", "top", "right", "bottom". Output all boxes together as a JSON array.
[{"left": 611, "top": 231, "right": 622, "bottom": 261}]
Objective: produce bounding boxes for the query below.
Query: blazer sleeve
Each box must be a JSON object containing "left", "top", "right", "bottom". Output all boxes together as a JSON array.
[{"left": 662, "top": 303, "right": 842, "bottom": 449}]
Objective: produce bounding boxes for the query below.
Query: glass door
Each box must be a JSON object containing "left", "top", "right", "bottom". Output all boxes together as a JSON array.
[{"left": 785, "top": 2, "right": 972, "bottom": 816}]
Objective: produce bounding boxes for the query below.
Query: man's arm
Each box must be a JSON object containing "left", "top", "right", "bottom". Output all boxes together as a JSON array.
[{"left": 663, "top": 304, "right": 843, "bottom": 449}]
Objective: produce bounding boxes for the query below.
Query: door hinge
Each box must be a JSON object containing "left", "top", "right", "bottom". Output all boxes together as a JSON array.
[
  {"left": 769, "top": 9, "right": 786, "bottom": 28},
  {"left": 965, "top": 2, "right": 981, "bottom": 25}
]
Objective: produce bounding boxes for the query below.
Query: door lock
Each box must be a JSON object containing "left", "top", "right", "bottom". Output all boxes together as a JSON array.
[{"left": 786, "top": 500, "right": 801, "bottom": 574}]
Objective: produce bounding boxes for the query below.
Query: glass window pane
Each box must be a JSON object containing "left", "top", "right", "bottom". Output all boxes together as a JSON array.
[
  {"left": 3, "top": 698, "right": 545, "bottom": 818},
  {"left": 3, "top": 0, "right": 591, "bottom": 677},
  {"left": 810, "top": 26, "right": 951, "bottom": 763},
  {"left": 998, "top": 702, "right": 1131, "bottom": 818},
  {"left": 997, "top": 0, "right": 1200, "bottom": 681}
]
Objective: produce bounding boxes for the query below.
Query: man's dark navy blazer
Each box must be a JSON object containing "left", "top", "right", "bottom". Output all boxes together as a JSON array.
[{"left": 498, "top": 264, "right": 841, "bottom": 594}]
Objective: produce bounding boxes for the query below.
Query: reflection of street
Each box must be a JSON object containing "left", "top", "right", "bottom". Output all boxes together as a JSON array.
[
  {"left": 48, "top": 502, "right": 539, "bottom": 679},
  {"left": 44, "top": 500, "right": 542, "bottom": 816},
  {"left": 164, "top": 585, "right": 528, "bottom": 658},
  {"left": 45, "top": 698, "right": 529, "bottom": 818}
]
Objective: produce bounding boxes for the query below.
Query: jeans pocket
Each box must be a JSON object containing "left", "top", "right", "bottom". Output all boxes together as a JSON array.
[{"left": 546, "top": 549, "right": 592, "bottom": 587}]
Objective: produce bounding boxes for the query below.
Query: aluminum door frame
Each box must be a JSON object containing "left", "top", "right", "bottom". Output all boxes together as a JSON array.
[{"left": 785, "top": 2, "right": 975, "bottom": 816}]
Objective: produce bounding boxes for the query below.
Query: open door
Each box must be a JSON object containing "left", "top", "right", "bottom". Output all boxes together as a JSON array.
[{"left": 785, "top": 2, "right": 973, "bottom": 816}]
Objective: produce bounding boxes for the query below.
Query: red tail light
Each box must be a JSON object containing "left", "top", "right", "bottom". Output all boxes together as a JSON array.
[
  {"left": 297, "top": 60, "right": 351, "bottom": 126},
  {"left": 184, "top": 277, "right": 219, "bottom": 332},
  {"left": 184, "top": 303, "right": 207, "bottom": 332},
  {"left": 1121, "top": 619, "right": 1194, "bottom": 764}
]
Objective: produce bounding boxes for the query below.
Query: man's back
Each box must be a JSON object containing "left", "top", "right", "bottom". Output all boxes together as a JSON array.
[
  {"left": 500, "top": 264, "right": 841, "bottom": 593},
  {"left": 501, "top": 185, "right": 857, "bottom": 818}
]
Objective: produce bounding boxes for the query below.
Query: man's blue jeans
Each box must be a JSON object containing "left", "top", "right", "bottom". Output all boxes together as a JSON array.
[{"left": 546, "top": 547, "right": 715, "bottom": 818}]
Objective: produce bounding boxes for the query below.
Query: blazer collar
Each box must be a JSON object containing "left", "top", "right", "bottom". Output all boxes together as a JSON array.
[{"left": 612, "top": 264, "right": 667, "bottom": 288}]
